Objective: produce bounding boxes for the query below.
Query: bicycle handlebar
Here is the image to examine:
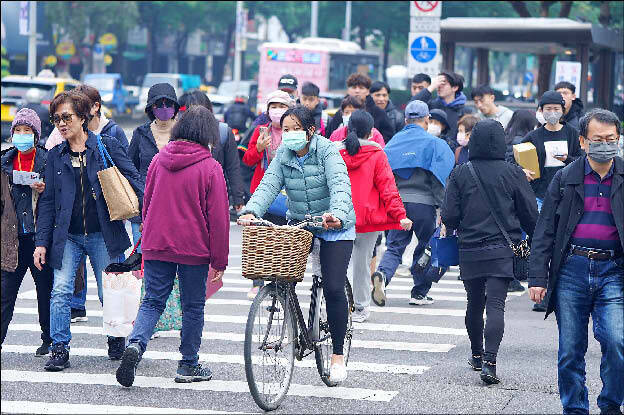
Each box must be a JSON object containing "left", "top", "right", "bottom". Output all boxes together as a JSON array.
[{"left": 238, "top": 214, "right": 325, "bottom": 229}]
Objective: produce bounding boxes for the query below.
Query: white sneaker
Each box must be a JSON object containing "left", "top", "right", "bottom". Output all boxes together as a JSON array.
[
  {"left": 329, "top": 362, "right": 347, "bottom": 384},
  {"left": 395, "top": 264, "right": 411, "bottom": 278},
  {"left": 409, "top": 295, "right": 435, "bottom": 305},
  {"left": 352, "top": 308, "right": 370, "bottom": 323},
  {"left": 247, "top": 286, "right": 260, "bottom": 299},
  {"left": 150, "top": 331, "right": 161, "bottom": 340}
]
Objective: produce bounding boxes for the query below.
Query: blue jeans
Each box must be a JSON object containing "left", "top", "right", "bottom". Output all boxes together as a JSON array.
[
  {"left": 555, "top": 253, "right": 624, "bottom": 414},
  {"left": 378, "top": 203, "right": 436, "bottom": 298},
  {"left": 50, "top": 233, "right": 114, "bottom": 345},
  {"left": 128, "top": 260, "right": 209, "bottom": 366},
  {"left": 131, "top": 222, "right": 142, "bottom": 254},
  {"left": 536, "top": 197, "right": 543, "bottom": 213}
]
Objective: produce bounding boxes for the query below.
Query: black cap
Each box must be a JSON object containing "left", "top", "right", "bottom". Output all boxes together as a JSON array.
[
  {"left": 429, "top": 108, "right": 450, "bottom": 132},
  {"left": 145, "top": 83, "right": 179, "bottom": 120},
  {"left": 278, "top": 74, "right": 298, "bottom": 92},
  {"left": 539, "top": 90, "right": 565, "bottom": 109}
]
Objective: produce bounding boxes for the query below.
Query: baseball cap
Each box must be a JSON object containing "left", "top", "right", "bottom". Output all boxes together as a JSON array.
[
  {"left": 278, "top": 74, "right": 298, "bottom": 92},
  {"left": 405, "top": 100, "right": 429, "bottom": 119}
]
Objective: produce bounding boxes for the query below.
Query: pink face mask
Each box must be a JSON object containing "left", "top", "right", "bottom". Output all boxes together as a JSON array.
[
  {"left": 457, "top": 132, "right": 469, "bottom": 147},
  {"left": 269, "top": 107, "right": 288, "bottom": 124}
]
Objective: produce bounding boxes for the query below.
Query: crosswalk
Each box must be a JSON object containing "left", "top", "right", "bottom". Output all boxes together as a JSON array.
[{"left": 2, "top": 256, "right": 528, "bottom": 413}]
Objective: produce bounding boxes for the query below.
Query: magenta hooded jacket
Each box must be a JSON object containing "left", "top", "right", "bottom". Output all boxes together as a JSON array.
[{"left": 141, "top": 140, "right": 230, "bottom": 270}]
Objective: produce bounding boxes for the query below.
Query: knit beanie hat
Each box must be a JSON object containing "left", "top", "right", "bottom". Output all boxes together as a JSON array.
[
  {"left": 539, "top": 91, "right": 565, "bottom": 109},
  {"left": 145, "top": 83, "right": 179, "bottom": 120},
  {"left": 11, "top": 108, "right": 42, "bottom": 141}
]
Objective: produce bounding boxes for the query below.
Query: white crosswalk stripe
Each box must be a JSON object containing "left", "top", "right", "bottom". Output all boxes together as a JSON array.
[{"left": 3, "top": 256, "right": 526, "bottom": 412}]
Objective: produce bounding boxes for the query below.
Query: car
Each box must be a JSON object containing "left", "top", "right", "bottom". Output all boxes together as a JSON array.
[
  {"left": 1, "top": 75, "right": 80, "bottom": 141},
  {"left": 216, "top": 80, "right": 258, "bottom": 113},
  {"left": 84, "top": 73, "right": 131, "bottom": 117},
  {"left": 134, "top": 73, "right": 202, "bottom": 118}
]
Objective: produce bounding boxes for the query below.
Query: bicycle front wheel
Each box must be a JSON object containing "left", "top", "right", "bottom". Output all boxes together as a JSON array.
[
  {"left": 314, "top": 279, "right": 354, "bottom": 387},
  {"left": 244, "top": 283, "right": 296, "bottom": 411}
]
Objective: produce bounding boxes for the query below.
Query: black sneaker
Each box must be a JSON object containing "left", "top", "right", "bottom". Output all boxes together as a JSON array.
[
  {"left": 35, "top": 341, "right": 51, "bottom": 357},
  {"left": 468, "top": 355, "right": 482, "bottom": 371},
  {"left": 409, "top": 295, "right": 435, "bottom": 305},
  {"left": 480, "top": 361, "right": 500, "bottom": 384},
  {"left": 116, "top": 343, "right": 141, "bottom": 387},
  {"left": 44, "top": 343, "right": 70, "bottom": 371},
  {"left": 507, "top": 279, "right": 525, "bottom": 292},
  {"left": 70, "top": 308, "right": 88, "bottom": 323},
  {"left": 371, "top": 271, "right": 386, "bottom": 307},
  {"left": 174, "top": 363, "right": 213, "bottom": 383},
  {"left": 532, "top": 300, "right": 547, "bottom": 312},
  {"left": 107, "top": 336, "right": 126, "bottom": 360}
]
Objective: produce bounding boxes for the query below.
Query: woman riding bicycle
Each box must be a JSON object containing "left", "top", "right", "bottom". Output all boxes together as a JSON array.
[{"left": 238, "top": 106, "right": 356, "bottom": 384}]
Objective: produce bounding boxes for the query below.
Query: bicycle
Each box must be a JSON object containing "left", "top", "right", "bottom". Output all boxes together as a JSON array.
[{"left": 239, "top": 215, "right": 354, "bottom": 411}]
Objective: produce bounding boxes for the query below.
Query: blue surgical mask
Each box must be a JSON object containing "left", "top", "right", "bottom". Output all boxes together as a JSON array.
[
  {"left": 12, "top": 133, "right": 35, "bottom": 152},
  {"left": 282, "top": 130, "right": 308, "bottom": 151}
]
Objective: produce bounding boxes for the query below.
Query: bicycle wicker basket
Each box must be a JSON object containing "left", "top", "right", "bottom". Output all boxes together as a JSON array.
[{"left": 242, "top": 225, "right": 313, "bottom": 282}]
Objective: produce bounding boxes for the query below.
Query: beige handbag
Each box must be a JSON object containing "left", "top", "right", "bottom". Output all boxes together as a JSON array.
[{"left": 96, "top": 135, "right": 139, "bottom": 221}]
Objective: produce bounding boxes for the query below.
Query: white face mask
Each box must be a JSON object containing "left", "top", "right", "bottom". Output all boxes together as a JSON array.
[
  {"left": 457, "top": 132, "right": 469, "bottom": 147},
  {"left": 427, "top": 124, "right": 442, "bottom": 137},
  {"left": 536, "top": 111, "right": 546, "bottom": 125},
  {"left": 342, "top": 114, "right": 351, "bottom": 127}
]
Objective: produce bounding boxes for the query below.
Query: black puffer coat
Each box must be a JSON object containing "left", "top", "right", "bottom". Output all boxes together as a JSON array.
[{"left": 384, "top": 100, "right": 404, "bottom": 137}]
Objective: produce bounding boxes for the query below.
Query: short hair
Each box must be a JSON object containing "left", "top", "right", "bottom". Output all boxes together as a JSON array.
[
  {"left": 50, "top": 90, "right": 92, "bottom": 132},
  {"left": 346, "top": 73, "right": 372, "bottom": 90},
  {"left": 458, "top": 114, "right": 479, "bottom": 133},
  {"left": 579, "top": 108, "right": 621, "bottom": 138},
  {"left": 412, "top": 73, "right": 431, "bottom": 85},
  {"left": 170, "top": 105, "right": 219, "bottom": 150},
  {"left": 301, "top": 82, "right": 320, "bottom": 97},
  {"left": 554, "top": 81, "right": 576, "bottom": 94},
  {"left": 280, "top": 106, "right": 316, "bottom": 135},
  {"left": 370, "top": 81, "right": 391, "bottom": 95},
  {"left": 341, "top": 95, "right": 364, "bottom": 110},
  {"left": 471, "top": 85, "right": 495, "bottom": 99},
  {"left": 178, "top": 90, "right": 213, "bottom": 113},
  {"left": 74, "top": 84, "right": 102, "bottom": 117},
  {"left": 439, "top": 70, "right": 464, "bottom": 92}
]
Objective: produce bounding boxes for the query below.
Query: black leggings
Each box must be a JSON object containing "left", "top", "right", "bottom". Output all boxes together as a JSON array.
[
  {"left": 319, "top": 239, "right": 353, "bottom": 355},
  {"left": 463, "top": 277, "right": 510, "bottom": 363}
]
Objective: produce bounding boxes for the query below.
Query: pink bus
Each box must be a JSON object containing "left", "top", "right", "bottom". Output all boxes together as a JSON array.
[{"left": 257, "top": 38, "right": 380, "bottom": 111}]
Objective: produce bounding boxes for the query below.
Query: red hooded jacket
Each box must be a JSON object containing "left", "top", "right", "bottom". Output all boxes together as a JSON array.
[{"left": 337, "top": 140, "right": 406, "bottom": 233}]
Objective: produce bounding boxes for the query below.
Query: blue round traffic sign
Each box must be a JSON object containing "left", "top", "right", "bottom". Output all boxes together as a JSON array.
[{"left": 410, "top": 36, "right": 437, "bottom": 63}]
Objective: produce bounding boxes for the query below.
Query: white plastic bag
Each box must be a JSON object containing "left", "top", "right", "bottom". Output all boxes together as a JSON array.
[{"left": 102, "top": 272, "right": 142, "bottom": 337}]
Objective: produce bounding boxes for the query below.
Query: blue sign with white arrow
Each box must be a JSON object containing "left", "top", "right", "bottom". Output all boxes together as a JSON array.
[{"left": 410, "top": 36, "right": 437, "bottom": 63}]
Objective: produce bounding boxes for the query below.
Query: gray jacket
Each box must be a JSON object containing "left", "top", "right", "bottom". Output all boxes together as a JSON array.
[{"left": 394, "top": 168, "right": 444, "bottom": 208}]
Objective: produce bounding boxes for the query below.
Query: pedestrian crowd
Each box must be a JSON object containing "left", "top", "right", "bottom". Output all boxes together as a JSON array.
[{"left": 1, "top": 66, "right": 622, "bottom": 414}]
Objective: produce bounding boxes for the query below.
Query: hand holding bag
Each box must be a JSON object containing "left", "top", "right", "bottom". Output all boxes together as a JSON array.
[
  {"left": 467, "top": 162, "right": 530, "bottom": 281},
  {"left": 96, "top": 135, "right": 140, "bottom": 221}
]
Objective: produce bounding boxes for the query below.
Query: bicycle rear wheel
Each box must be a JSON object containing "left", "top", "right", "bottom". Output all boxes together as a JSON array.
[
  {"left": 244, "top": 283, "right": 296, "bottom": 411},
  {"left": 314, "top": 279, "right": 354, "bottom": 387}
]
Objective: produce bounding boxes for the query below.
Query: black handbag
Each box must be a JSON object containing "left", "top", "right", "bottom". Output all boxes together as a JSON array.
[{"left": 467, "top": 162, "right": 530, "bottom": 281}]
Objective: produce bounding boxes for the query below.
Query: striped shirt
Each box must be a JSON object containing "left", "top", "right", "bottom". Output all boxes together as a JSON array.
[{"left": 570, "top": 159, "right": 620, "bottom": 251}]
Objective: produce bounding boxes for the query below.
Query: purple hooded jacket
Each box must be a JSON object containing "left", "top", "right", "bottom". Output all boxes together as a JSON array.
[{"left": 141, "top": 140, "right": 230, "bottom": 270}]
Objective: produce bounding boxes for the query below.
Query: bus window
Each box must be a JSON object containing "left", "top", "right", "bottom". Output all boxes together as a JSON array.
[{"left": 329, "top": 54, "right": 380, "bottom": 90}]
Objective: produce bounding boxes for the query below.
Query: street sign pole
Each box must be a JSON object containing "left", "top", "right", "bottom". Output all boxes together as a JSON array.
[
  {"left": 234, "top": 1, "right": 243, "bottom": 90},
  {"left": 28, "top": 1, "right": 37, "bottom": 76},
  {"left": 311, "top": 1, "right": 318, "bottom": 38},
  {"left": 343, "top": 1, "right": 352, "bottom": 42}
]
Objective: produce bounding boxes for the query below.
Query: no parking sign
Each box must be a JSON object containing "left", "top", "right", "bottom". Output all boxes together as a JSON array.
[{"left": 410, "top": 1, "right": 442, "bottom": 17}]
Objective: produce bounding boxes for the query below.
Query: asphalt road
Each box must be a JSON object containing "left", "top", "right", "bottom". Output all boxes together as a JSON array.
[{"left": 1, "top": 118, "right": 611, "bottom": 413}]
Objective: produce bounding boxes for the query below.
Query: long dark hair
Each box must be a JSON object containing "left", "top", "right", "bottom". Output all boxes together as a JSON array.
[
  {"left": 171, "top": 105, "right": 219, "bottom": 149},
  {"left": 279, "top": 106, "right": 316, "bottom": 138},
  {"left": 344, "top": 110, "right": 374, "bottom": 156},
  {"left": 505, "top": 109, "right": 539, "bottom": 144}
]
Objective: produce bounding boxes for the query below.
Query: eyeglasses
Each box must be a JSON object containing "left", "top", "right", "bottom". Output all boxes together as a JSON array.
[
  {"left": 50, "top": 113, "right": 76, "bottom": 125},
  {"left": 587, "top": 136, "right": 619, "bottom": 144}
]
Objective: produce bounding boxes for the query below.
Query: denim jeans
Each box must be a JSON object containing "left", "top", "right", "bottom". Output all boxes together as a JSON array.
[
  {"left": 128, "top": 260, "right": 209, "bottom": 366},
  {"left": 555, "top": 253, "right": 624, "bottom": 414},
  {"left": 377, "top": 203, "right": 436, "bottom": 298},
  {"left": 50, "top": 232, "right": 114, "bottom": 345},
  {"left": 131, "top": 222, "right": 142, "bottom": 254}
]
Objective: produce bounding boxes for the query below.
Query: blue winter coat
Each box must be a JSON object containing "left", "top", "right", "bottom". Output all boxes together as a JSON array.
[
  {"left": 35, "top": 131, "right": 144, "bottom": 269},
  {"left": 241, "top": 134, "right": 355, "bottom": 232}
]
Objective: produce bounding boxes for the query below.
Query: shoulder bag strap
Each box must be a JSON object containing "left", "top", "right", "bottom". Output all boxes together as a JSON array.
[
  {"left": 467, "top": 161, "right": 515, "bottom": 250},
  {"left": 96, "top": 134, "right": 115, "bottom": 168}
]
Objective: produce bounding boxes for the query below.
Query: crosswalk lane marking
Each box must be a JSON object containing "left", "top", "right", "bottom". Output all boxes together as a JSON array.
[
  {"left": 1, "top": 345, "right": 430, "bottom": 375},
  {"left": 1, "top": 370, "right": 399, "bottom": 402},
  {"left": 0, "top": 400, "right": 247, "bottom": 414},
  {"left": 7, "top": 324, "right": 455, "bottom": 353}
]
